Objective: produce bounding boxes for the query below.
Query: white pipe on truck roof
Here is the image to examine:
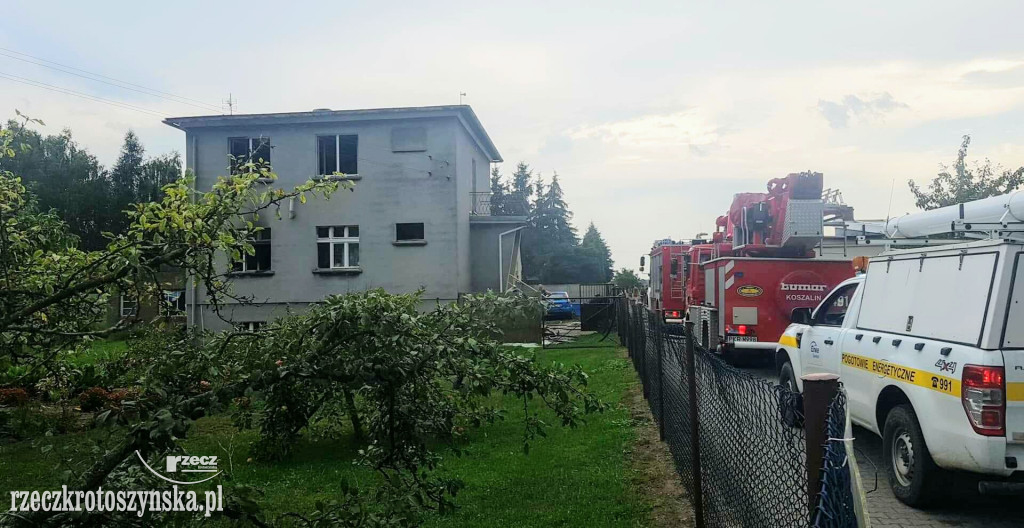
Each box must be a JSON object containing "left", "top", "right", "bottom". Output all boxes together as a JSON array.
[{"left": 884, "top": 189, "right": 1024, "bottom": 238}]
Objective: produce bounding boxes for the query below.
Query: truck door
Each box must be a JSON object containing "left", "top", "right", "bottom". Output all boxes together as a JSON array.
[
  {"left": 1002, "top": 254, "right": 1024, "bottom": 444},
  {"left": 800, "top": 282, "right": 859, "bottom": 376}
]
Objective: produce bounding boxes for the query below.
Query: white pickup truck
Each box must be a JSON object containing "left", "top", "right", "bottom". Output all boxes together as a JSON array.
[{"left": 775, "top": 238, "right": 1024, "bottom": 505}]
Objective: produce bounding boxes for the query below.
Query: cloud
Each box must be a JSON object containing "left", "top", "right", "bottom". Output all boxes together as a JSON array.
[
  {"left": 817, "top": 93, "right": 908, "bottom": 128},
  {"left": 566, "top": 109, "right": 720, "bottom": 151}
]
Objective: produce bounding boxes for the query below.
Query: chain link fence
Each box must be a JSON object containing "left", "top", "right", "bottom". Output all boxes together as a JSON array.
[
  {"left": 812, "top": 390, "right": 859, "bottom": 527},
  {"left": 615, "top": 298, "right": 860, "bottom": 528}
]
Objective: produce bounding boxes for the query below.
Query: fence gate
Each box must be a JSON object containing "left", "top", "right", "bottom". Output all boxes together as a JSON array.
[{"left": 542, "top": 295, "right": 620, "bottom": 348}]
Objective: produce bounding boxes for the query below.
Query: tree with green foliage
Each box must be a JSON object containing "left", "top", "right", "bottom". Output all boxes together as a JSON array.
[
  {"left": 577, "top": 222, "right": 613, "bottom": 283},
  {"left": 489, "top": 165, "right": 509, "bottom": 215},
  {"left": 523, "top": 173, "right": 581, "bottom": 283},
  {"left": 0, "top": 121, "right": 183, "bottom": 250},
  {"left": 909, "top": 135, "right": 1024, "bottom": 210},
  {"left": 612, "top": 268, "right": 643, "bottom": 291},
  {"left": 0, "top": 119, "right": 111, "bottom": 249}
]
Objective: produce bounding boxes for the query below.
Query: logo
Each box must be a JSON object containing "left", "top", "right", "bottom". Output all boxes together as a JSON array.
[
  {"left": 780, "top": 283, "right": 828, "bottom": 292},
  {"left": 934, "top": 359, "right": 957, "bottom": 374},
  {"left": 736, "top": 285, "right": 763, "bottom": 297},
  {"left": 136, "top": 451, "right": 222, "bottom": 485},
  {"left": 809, "top": 341, "right": 820, "bottom": 359}
]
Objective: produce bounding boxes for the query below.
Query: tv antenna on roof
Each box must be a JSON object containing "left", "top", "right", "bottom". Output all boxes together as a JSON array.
[
  {"left": 223, "top": 93, "right": 235, "bottom": 115},
  {"left": 459, "top": 92, "right": 466, "bottom": 105}
]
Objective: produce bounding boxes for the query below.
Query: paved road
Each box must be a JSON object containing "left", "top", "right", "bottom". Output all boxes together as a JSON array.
[{"left": 741, "top": 363, "right": 1024, "bottom": 527}]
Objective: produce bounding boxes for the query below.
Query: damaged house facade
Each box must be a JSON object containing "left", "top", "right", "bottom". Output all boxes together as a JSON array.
[{"left": 163, "top": 105, "right": 525, "bottom": 332}]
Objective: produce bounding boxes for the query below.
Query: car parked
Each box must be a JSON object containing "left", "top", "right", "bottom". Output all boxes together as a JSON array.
[{"left": 544, "top": 291, "right": 575, "bottom": 320}]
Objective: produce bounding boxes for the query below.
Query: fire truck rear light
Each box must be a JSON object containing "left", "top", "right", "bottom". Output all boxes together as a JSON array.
[
  {"left": 737, "top": 325, "right": 748, "bottom": 335},
  {"left": 962, "top": 365, "right": 1005, "bottom": 437}
]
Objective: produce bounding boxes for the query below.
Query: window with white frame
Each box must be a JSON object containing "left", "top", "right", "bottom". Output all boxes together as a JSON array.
[
  {"left": 316, "top": 225, "right": 359, "bottom": 269},
  {"left": 232, "top": 228, "right": 272, "bottom": 272},
  {"left": 160, "top": 290, "right": 186, "bottom": 315},
  {"left": 229, "top": 136, "right": 271, "bottom": 174},
  {"left": 119, "top": 295, "right": 138, "bottom": 318},
  {"left": 236, "top": 321, "right": 266, "bottom": 332},
  {"left": 317, "top": 135, "right": 358, "bottom": 176}
]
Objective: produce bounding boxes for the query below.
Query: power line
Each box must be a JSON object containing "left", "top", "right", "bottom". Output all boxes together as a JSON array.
[
  {"left": 0, "top": 71, "right": 170, "bottom": 118},
  {"left": 0, "top": 47, "right": 223, "bottom": 113}
]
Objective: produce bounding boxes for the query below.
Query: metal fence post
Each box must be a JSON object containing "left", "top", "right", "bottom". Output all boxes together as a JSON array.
[
  {"left": 684, "top": 321, "right": 705, "bottom": 527},
  {"left": 656, "top": 318, "right": 666, "bottom": 440},
  {"left": 641, "top": 309, "right": 650, "bottom": 400},
  {"left": 802, "top": 373, "right": 840, "bottom": 520}
]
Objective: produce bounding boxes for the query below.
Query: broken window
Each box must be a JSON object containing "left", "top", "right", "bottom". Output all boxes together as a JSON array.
[
  {"left": 395, "top": 222, "right": 425, "bottom": 241},
  {"left": 317, "top": 135, "right": 358, "bottom": 176},
  {"left": 317, "top": 225, "right": 360, "bottom": 269}
]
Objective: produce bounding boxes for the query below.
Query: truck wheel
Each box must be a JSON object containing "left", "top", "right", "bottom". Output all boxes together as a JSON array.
[
  {"left": 882, "top": 404, "right": 942, "bottom": 506},
  {"left": 778, "top": 361, "right": 803, "bottom": 428}
]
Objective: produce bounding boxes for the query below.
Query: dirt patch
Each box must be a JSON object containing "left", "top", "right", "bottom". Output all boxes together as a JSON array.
[{"left": 622, "top": 350, "right": 695, "bottom": 527}]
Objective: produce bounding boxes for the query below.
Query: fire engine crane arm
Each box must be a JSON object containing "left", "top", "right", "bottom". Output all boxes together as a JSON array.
[{"left": 884, "top": 190, "right": 1024, "bottom": 239}]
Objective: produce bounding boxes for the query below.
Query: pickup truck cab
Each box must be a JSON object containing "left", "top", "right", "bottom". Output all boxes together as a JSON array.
[{"left": 775, "top": 239, "right": 1024, "bottom": 505}]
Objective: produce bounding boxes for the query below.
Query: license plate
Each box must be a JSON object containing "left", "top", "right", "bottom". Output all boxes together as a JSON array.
[{"left": 727, "top": 336, "right": 757, "bottom": 342}]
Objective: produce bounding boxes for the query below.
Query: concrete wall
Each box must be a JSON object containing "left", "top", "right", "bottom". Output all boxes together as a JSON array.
[
  {"left": 469, "top": 221, "right": 522, "bottom": 293},
  {"left": 182, "top": 114, "right": 499, "bottom": 331}
]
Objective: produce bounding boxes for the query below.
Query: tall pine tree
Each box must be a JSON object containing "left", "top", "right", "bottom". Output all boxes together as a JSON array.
[
  {"left": 523, "top": 173, "right": 580, "bottom": 282},
  {"left": 578, "top": 222, "right": 613, "bottom": 282}
]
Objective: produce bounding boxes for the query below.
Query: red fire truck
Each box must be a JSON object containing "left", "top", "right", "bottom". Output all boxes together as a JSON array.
[
  {"left": 646, "top": 240, "right": 690, "bottom": 323},
  {"left": 686, "top": 172, "right": 856, "bottom": 360}
]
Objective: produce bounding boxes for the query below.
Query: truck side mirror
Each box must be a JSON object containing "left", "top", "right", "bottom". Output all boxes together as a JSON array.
[{"left": 791, "top": 307, "right": 813, "bottom": 325}]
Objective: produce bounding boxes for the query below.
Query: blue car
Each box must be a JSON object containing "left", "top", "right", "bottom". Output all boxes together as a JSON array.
[{"left": 544, "top": 291, "right": 575, "bottom": 319}]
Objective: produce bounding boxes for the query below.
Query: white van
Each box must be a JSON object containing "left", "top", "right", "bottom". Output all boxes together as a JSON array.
[{"left": 776, "top": 238, "right": 1024, "bottom": 505}]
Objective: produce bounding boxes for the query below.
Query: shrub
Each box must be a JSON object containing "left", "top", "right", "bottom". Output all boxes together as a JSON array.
[
  {"left": 78, "top": 387, "right": 110, "bottom": 412},
  {"left": 0, "top": 388, "right": 29, "bottom": 407}
]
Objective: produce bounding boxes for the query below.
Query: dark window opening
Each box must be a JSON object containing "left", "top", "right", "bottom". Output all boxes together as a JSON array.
[
  {"left": 396, "top": 222, "right": 425, "bottom": 241},
  {"left": 229, "top": 137, "right": 271, "bottom": 174},
  {"left": 232, "top": 228, "right": 271, "bottom": 272},
  {"left": 317, "top": 135, "right": 358, "bottom": 176}
]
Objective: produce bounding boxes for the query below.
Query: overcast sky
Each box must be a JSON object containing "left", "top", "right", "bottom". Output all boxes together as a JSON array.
[{"left": 4, "top": 1, "right": 1024, "bottom": 273}]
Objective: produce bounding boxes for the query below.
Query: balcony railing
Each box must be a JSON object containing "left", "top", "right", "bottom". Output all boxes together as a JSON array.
[
  {"left": 471, "top": 192, "right": 530, "bottom": 216},
  {"left": 471, "top": 192, "right": 492, "bottom": 216}
]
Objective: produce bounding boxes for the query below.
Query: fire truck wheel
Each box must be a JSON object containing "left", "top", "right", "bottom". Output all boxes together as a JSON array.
[{"left": 883, "top": 404, "right": 943, "bottom": 506}]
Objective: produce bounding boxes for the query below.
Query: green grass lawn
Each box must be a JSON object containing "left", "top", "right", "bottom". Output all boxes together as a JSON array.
[
  {"left": 65, "top": 338, "right": 128, "bottom": 368},
  {"left": 1, "top": 335, "right": 652, "bottom": 527}
]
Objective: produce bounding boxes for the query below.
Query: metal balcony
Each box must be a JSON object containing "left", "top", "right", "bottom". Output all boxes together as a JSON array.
[{"left": 471, "top": 192, "right": 530, "bottom": 217}]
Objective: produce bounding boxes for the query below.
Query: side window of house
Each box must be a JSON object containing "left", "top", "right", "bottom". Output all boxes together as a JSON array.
[
  {"left": 317, "top": 225, "right": 360, "bottom": 269},
  {"left": 119, "top": 295, "right": 138, "bottom": 318},
  {"left": 229, "top": 136, "right": 271, "bottom": 174},
  {"left": 232, "top": 228, "right": 272, "bottom": 272},
  {"left": 236, "top": 321, "right": 266, "bottom": 332},
  {"left": 161, "top": 290, "right": 186, "bottom": 316},
  {"left": 317, "top": 135, "right": 358, "bottom": 176},
  {"left": 395, "top": 222, "right": 425, "bottom": 242}
]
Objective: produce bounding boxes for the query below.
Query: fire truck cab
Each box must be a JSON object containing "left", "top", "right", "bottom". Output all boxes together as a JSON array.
[{"left": 647, "top": 240, "right": 690, "bottom": 324}]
